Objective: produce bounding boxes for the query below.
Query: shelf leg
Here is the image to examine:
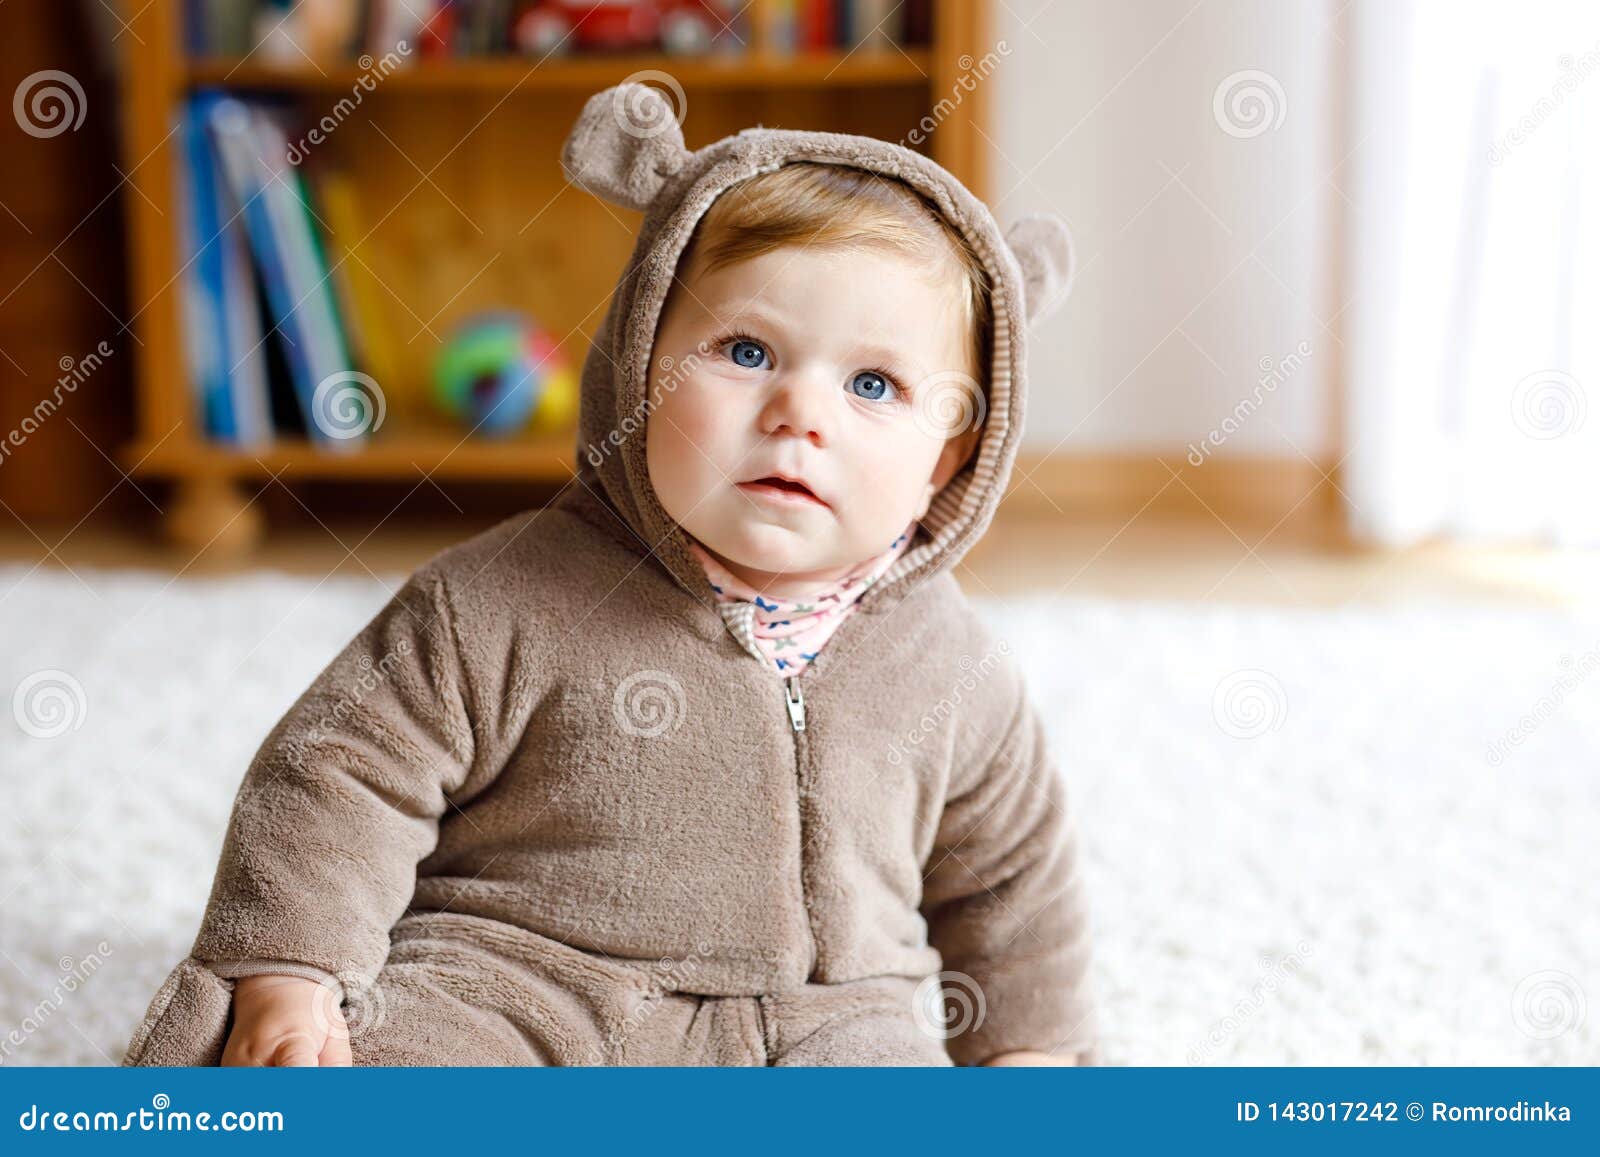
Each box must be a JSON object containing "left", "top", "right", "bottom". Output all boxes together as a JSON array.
[{"left": 165, "top": 476, "right": 265, "bottom": 557}]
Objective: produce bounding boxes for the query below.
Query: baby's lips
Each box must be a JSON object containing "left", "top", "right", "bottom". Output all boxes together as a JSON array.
[
  {"left": 739, "top": 475, "right": 830, "bottom": 508},
  {"left": 741, "top": 469, "right": 829, "bottom": 505}
]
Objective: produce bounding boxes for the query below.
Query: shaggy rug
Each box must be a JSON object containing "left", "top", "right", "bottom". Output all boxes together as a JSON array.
[{"left": 1, "top": 563, "right": 1595, "bottom": 1066}]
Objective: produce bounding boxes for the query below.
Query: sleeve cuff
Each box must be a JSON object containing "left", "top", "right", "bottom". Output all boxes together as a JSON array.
[
  {"left": 939, "top": 952, "right": 1101, "bottom": 1067},
  {"left": 200, "top": 958, "right": 345, "bottom": 990}
]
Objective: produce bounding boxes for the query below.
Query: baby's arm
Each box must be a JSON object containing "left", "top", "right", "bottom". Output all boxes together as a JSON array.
[
  {"left": 196, "top": 567, "right": 482, "bottom": 1065},
  {"left": 919, "top": 683, "right": 1099, "bottom": 1066}
]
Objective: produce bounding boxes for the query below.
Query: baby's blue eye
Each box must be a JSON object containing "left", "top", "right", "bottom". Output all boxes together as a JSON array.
[
  {"left": 726, "top": 338, "right": 769, "bottom": 369},
  {"left": 850, "top": 370, "right": 892, "bottom": 402}
]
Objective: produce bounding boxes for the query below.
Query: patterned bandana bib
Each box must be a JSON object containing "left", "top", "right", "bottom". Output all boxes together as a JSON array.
[{"left": 686, "top": 524, "right": 918, "bottom": 677}]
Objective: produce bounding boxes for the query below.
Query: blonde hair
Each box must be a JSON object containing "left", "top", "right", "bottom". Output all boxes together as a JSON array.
[{"left": 678, "top": 162, "right": 992, "bottom": 397}]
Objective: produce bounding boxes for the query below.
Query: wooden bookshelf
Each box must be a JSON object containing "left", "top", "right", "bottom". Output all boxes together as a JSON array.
[
  {"left": 117, "top": 1, "right": 995, "bottom": 552},
  {"left": 185, "top": 51, "right": 936, "bottom": 92}
]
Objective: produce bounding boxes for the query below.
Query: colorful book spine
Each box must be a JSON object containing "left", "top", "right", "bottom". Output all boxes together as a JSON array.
[
  {"left": 767, "top": 0, "right": 798, "bottom": 54},
  {"left": 851, "top": 0, "right": 900, "bottom": 51},
  {"left": 176, "top": 103, "right": 234, "bottom": 440},
  {"left": 315, "top": 171, "right": 401, "bottom": 394},
  {"left": 204, "top": 95, "right": 360, "bottom": 448},
  {"left": 210, "top": 127, "right": 274, "bottom": 448},
  {"left": 178, "top": 94, "right": 275, "bottom": 445},
  {"left": 801, "top": 0, "right": 837, "bottom": 51}
]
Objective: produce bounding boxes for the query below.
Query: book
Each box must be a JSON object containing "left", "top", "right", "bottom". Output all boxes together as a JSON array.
[
  {"left": 182, "top": 0, "right": 925, "bottom": 58},
  {"left": 216, "top": 160, "right": 275, "bottom": 446},
  {"left": 204, "top": 94, "right": 362, "bottom": 448},
  {"left": 175, "top": 104, "right": 231, "bottom": 439},
  {"left": 801, "top": 0, "right": 837, "bottom": 52},
  {"left": 851, "top": 0, "right": 901, "bottom": 52},
  {"left": 314, "top": 170, "right": 401, "bottom": 396},
  {"left": 177, "top": 94, "right": 274, "bottom": 445}
]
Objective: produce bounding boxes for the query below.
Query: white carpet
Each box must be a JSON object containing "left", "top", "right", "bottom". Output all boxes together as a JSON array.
[{"left": 2, "top": 563, "right": 1596, "bottom": 1066}]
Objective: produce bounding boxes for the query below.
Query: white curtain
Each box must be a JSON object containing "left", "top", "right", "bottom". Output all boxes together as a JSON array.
[{"left": 1344, "top": 1, "right": 1600, "bottom": 546}]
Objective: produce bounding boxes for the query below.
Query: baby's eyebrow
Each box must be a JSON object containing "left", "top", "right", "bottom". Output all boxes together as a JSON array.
[
  {"left": 700, "top": 303, "right": 788, "bottom": 333},
  {"left": 853, "top": 341, "right": 913, "bottom": 369}
]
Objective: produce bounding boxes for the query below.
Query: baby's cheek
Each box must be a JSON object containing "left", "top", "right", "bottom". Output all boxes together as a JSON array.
[
  {"left": 648, "top": 380, "right": 732, "bottom": 498},
  {"left": 664, "top": 377, "right": 734, "bottom": 444},
  {"left": 856, "top": 436, "right": 929, "bottom": 500}
]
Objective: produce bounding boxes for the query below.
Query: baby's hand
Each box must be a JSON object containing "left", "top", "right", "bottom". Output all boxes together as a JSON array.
[
  {"left": 980, "top": 1049, "right": 1088, "bottom": 1066},
  {"left": 220, "top": 974, "right": 351, "bottom": 1067}
]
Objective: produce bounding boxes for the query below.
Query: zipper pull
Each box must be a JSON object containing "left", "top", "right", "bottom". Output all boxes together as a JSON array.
[{"left": 783, "top": 674, "right": 806, "bottom": 732}]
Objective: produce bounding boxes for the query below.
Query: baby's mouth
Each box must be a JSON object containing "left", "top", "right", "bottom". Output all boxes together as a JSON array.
[{"left": 738, "top": 476, "right": 829, "bottom": 509}]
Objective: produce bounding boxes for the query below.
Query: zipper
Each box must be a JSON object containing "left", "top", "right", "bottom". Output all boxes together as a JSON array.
[
  {"left": 783, "top": 674, "right": 806, "bottom": 731},
  {"left": 700, "top": 535, "right": 920, "bottom": 987},
  {"left": 782, "top": 670, "right": 817, "bottom": 980},
  {"left": 736, "top": 605, "right": 872, "bottom": 980}
]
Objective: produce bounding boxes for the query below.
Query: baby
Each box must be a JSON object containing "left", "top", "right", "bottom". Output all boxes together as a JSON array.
[{"left": 122, "top": 84, "right": 1098, "bottom": 1068}]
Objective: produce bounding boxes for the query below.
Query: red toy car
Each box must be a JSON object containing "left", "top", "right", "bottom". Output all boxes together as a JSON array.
[{"left": 514, "top": 1, "right": 732, "bottom": 56}]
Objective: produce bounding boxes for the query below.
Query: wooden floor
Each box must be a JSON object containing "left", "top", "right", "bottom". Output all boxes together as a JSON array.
[{"left": 2, "top": 501, "right": 1593, "bottom": 608}]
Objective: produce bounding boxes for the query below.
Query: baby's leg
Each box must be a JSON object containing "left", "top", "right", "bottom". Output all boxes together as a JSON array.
[
  {"left": 349, "top": 912, "right": 662, "bottom": 1066},
  {"left": 761, "top": 976, "right": 954, "bottom": 1067},
  {"left": 346, "top": 958, "right": 543, "bottom": 1066}
]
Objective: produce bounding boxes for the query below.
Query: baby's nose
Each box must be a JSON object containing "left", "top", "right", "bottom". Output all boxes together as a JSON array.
[{"left": 762, "top": 372, "right": 832, "bottom": 444}]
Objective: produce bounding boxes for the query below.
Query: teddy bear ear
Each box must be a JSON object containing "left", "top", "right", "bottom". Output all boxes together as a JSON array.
[
  {"left": 560, "top": 83, "right": 690, "bottom": 212},
  {"left": 1003, "top": 212, "right": 1076, "bottom": 325}
]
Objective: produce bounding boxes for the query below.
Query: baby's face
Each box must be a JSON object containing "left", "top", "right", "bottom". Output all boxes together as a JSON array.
[{"left": 645, "top": 244, "right": 980, "bottom": 595}]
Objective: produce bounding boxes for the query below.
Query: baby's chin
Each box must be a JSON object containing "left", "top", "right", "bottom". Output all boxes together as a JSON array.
[{"left": 690, "top": 520, "right": 863, "bottom": 584}]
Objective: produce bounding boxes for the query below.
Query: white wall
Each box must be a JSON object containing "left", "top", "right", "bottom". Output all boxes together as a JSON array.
[{"left": 989, "top": 0, "right": 1339, "bottom": 460}]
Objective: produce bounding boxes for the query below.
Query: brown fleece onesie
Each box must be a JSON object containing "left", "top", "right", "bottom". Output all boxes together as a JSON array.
[{"left": 121, "top": 83, "right": 1098, "bottom": 1067}]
